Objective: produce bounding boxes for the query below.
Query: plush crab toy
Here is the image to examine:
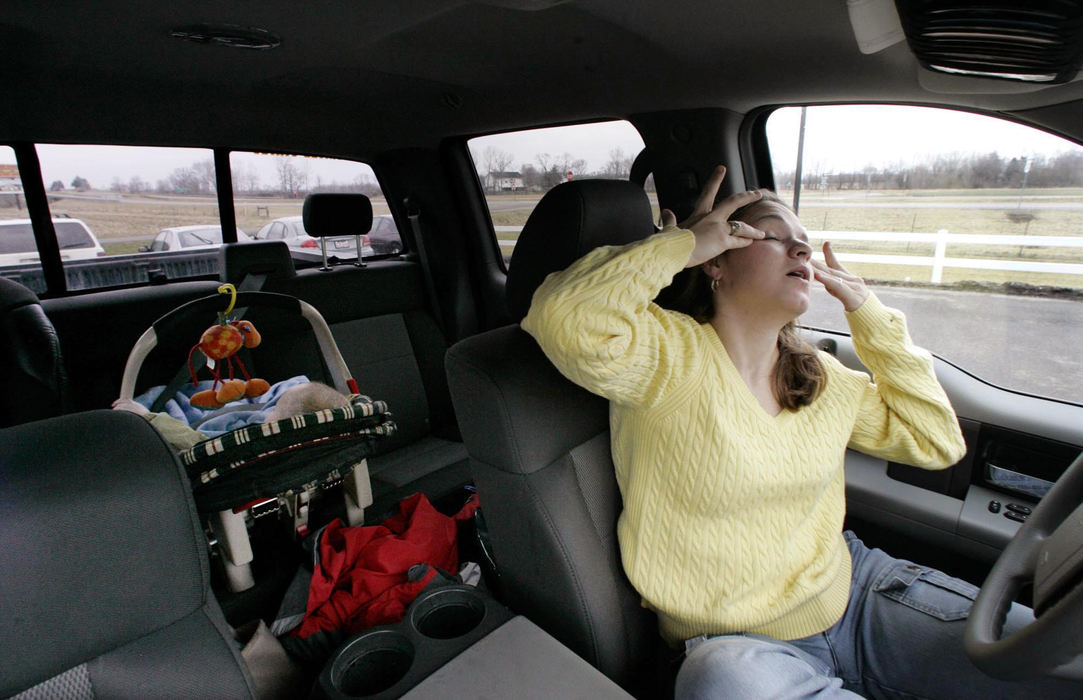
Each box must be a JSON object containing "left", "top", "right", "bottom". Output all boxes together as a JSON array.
[{"left": 187, "top": 284, "right": 270, "bottom": 409}]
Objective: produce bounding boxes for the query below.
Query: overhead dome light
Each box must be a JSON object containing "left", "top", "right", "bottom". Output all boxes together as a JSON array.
[
  {"left": 895, "top": 0, "right": 1083, "bottom": 83},
  {"left": 170, "top": 24, "right": 281, "bottom": 50}
]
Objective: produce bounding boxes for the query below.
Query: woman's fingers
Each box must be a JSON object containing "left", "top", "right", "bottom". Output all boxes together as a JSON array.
[
  {"left": 812, "top": 259, "right": 861, "bottom": 283},
  {"left": 691, "top": 165, "right": 727, "bottom": 217},
  {"left": 813, "top": 243, "right": 869, "bottom": 312},
  {"left": 660, "top": 209, "right": 677, "bottom": 228},
  {"left": 714, "top": 188, "right": 765, "bottom": 221},
  {"left": 727, "top": 219, "right": 766, "bottom": 242},
  {"left": 821, "top": 241, "right": 852, "bottom": 274}
]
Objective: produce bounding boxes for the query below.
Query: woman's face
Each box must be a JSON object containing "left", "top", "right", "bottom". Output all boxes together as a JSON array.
[{"left": 712, "top": 201, "right": 814, "bottom": 319}]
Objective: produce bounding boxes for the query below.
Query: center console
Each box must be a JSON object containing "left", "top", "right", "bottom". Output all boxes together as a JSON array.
[{"left": 311, "top": 584, "right": 632, "bottom": 699}]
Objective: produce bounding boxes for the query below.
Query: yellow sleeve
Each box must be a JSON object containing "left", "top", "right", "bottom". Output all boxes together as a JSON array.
[
  {"left": 521, "top": 228, "right": 701, "bottom": 408},
  {"left": 845, "top": 294, "right": 967, "bottom": 469}
]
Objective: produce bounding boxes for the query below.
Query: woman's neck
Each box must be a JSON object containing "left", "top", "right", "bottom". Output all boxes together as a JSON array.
[{"left": 710, "top": 308, "right": 784, "bottom": 413}]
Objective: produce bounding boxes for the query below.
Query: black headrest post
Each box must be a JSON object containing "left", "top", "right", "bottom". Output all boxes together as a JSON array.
[{"left": 505, "top": 180, "right": 656, "bottom": 321}]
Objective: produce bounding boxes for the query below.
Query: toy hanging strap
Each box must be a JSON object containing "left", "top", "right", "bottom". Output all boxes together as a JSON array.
[{"left": 217, "top": 283, "right": 238, "bottom": 323}]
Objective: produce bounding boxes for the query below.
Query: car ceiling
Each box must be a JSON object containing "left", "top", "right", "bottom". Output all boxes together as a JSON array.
[{"left": 4, "top": 1, "right": 1083, "bottom": 157}]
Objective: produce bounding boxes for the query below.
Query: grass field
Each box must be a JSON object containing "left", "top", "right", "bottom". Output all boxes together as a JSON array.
[
  {"left": 0, "top": 192, "right": 391, "bottom": 255},
  {"left": 2, "top": 187, "right": 1081, "bottom": 291},
  {"left": 486, "top": 188, "right": 1083, "bottom": 291}
]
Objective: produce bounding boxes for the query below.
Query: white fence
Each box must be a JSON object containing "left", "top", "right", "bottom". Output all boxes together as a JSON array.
[{"left": 495, "top": 227, "right": 1083, "bottom": 282}]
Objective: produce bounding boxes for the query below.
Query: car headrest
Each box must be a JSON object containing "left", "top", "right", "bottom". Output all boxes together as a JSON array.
[
  {"left": 0, "top": 276, "right": 40, "bottom": 311},
  {"left": 302, "top": 193, "right": 374, "bottom": 238},
  {"left": 219, "top": 240, "right": 296, "bottom": 285},
  {"left": 505, "top": 179, "right": 656, "bottom": 321}
]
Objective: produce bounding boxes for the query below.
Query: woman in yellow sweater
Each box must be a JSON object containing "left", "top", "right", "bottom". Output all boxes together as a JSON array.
[{"left": 523, "top": 166, "right": 1075, "bottom": 698}]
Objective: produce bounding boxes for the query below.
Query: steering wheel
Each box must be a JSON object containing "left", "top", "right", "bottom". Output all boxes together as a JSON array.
[{"left": 964, "top": 450, "right": 1083, "bottom": 680}]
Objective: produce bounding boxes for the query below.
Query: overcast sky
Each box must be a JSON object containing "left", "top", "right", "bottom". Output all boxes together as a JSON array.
[{"left": 3, "top": 105, "right": 1077, "bottom": 189}]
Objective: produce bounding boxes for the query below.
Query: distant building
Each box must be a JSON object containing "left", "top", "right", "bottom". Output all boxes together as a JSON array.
[
  {"left": 486, "top": 171, "right": 524, "bottom": 191},
  {"left": 0, "top": 164, "right": 20, "bottom": 191}
]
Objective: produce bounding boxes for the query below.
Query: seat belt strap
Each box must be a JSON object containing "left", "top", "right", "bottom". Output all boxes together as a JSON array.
[{"left": 404, "top": 198, "right": 446, "bottom": 337}]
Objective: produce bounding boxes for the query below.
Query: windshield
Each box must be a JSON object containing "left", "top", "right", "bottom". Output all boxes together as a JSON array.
[{"left": 178, "top": 228, "right": 223, "bottom": 247}]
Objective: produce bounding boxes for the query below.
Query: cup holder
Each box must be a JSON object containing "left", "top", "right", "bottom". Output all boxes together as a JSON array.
[
  {"left": 410, "top": 586, "right": 486, "bottom": 640},
  {"left": 316, "top": 586, "right": 511, "bottom": 699},
  {"left": 331, "top": 630, "right": 415, "bottom": 697}
]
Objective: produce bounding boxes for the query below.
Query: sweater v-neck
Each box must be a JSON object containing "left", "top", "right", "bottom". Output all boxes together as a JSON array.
[{"left": 701, "top": 323, "right": 798, "bottom": 426}]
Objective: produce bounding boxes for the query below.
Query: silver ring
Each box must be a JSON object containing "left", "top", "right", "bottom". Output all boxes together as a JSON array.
[{"left": 728, "top": 221, "right": 740, "bottom": 235}]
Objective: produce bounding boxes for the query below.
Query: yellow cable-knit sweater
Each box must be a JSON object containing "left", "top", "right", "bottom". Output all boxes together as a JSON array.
[{"left": 522, "top": 228, "right": 967, "bottom": 646}]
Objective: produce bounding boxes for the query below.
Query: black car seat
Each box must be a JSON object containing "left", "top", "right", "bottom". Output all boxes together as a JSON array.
[
  {"left": 0, "top": 410, "right": 257, "bottom": 698},
  {"left": 0, "top": 277, "right": 67, "bottom": 428},
  {"left": 445, "top": 180, "right": 665, "bottom": 695}
]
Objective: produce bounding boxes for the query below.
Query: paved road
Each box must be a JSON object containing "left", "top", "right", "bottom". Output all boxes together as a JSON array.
[{"left": 802, "top": 286, "right": 1083, "bottom": 404}]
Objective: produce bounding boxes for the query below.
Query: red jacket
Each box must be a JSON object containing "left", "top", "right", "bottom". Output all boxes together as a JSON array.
[{"left": 295, "top": 492, "right": 479, "bottom": 638}]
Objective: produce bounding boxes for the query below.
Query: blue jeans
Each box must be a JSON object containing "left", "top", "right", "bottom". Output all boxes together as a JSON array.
[{"left": 675, "top": 532, "right": 1081, "bottom": 699}]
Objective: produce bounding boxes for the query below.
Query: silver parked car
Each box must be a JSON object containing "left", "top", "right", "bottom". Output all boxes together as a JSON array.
[
  {"left": 140, "top": 224, "right": 252, "bottom": 252},
  {"left": 253, "top": 215, "right": 374, "bottom": 258}
]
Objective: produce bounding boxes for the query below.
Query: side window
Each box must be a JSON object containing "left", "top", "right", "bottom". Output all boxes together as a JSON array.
[
  {"left": 0, "top": 149, "right": 33, "bottom": 265},
  {"left": 469, "top": 121, "right": 649, "bottom": 263},
  {"left": 766, "top": 105, "right": 1083, "bottom": 404},
  {"left": 230, "top": 152, "right": 398, "bottom": 260},
  {"left": 21, "top": 144, "right": 221, "bottom": 291}
]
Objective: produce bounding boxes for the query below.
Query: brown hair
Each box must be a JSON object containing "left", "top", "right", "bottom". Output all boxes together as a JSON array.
[{"left": 654, "top": 190, "right": 826, "bottom": 411}]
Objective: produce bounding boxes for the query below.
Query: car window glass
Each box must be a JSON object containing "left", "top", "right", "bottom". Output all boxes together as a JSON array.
[
  {"left": 230, "top": 152, "right": 399, "bottom": 259},
  {"left": 0, "top": 148, "right": 34, "bottom": 261},
  {"left": 469, "top": 121, "right": 649, "bottom": 264},
  {"left": 28, "top": 144, "right": 221, "bottom": 291},
  {"left": 766, "top": 105, "right": 1083, "bottom": 404}
]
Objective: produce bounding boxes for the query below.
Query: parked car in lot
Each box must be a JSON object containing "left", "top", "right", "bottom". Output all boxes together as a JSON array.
[
  {"left": 139, "top": 224, "right": 252, "bottom": 252},
  {"left": 369, "top": 214, "right": 403, "bottom": 255},
  {"left": 2, "top": 1, "right": 1082, "bottom": 698},
  {"left": 253, "top": 215, "right": 375, "bottom": 258},
  {"left": 0, "top": 217, "right": 104, "bottom": 266}
]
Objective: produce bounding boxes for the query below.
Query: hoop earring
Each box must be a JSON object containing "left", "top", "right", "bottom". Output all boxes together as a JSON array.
[{"left": 710, "top": 277, "right": 720, "bottom": 293}]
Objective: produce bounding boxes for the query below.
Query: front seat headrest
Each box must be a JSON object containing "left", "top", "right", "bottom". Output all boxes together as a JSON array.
[
  {"left": 302, "top": 193, "right": 374, "bottom": 238},
  {"left": 0, "top": 277, "right": 67, "bottom": 428},
  {"left": 505, "top": 179, "right": 656, "bottom": 321}
]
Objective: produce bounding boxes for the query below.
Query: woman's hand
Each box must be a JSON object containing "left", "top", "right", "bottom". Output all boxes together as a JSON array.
[
  {"left": 812, "top": 241, "right": 869, "bottom": 312},
  {"left": 660, "top": 165, "right": 767, "bottom": 268}
]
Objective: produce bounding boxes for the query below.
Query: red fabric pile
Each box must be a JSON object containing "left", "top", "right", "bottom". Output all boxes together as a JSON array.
[{"left": 294, "top": 492, "right": 479, "bottom": 639}]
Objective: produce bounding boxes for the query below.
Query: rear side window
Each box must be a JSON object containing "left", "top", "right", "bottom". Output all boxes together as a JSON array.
[
  {"left": 33, "top": 144, "right": 221, "bottom": 291},
  {"left": 3, "top": 146, "right": 398, "bottom": 293},
  {"left": 469, "top": 121, "right": 648, "bottom": 263},
  {"left": 230, "top": 152, "right": 401, "bottom": 259},
  {"left": 54, "top": 221, "right": 96, "bottom": 250},
  {"left": 0, "top": 148, "right": 29, "bottom": 255}
]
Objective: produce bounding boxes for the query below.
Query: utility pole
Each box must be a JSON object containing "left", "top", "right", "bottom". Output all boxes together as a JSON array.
[{"left": 793, "top": 106, "right": 807, "bottom": 214}]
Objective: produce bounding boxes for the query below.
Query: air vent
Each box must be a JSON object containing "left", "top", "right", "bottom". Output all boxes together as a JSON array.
[
  {"left": 170, "top": 24, "right": 281, "bottom": 51},
  {"left": 895, "top": 0, "right": 1083, "bottom": 82}
]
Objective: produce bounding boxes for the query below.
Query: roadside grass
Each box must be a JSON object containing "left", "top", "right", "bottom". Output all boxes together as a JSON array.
[
  {"left": 2, "top": 188, "right": 1080, "bottom": 292},
  {"left": 490, "top": 189, "right": 1083, "bottom": 290},
  {"left": 0, "top": 193, "right": 391, "bottom": 254}
]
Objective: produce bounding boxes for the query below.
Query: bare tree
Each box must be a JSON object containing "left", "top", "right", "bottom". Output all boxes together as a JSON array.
[
  {"left": 167, "top": 167, "right": 201, "bottom": 194},
  {"left": 275, "top": 156, "right": 308, "bottom": 196},
  {"left": 603, "top": 148, "right": 634, "bottom": 178},
  {"left": 193, "top": 159, "right": 216, "bottom": 194}
]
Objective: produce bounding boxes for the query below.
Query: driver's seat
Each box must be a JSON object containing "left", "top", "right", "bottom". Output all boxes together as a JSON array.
[{"left": 446, "top": 180, "right": 666, "bottom": 695}]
